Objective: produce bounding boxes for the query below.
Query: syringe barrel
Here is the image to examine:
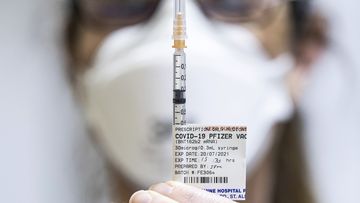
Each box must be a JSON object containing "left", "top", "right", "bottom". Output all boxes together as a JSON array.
[{"left": 173, "top": 49, "right": 186, "bottom": 125}]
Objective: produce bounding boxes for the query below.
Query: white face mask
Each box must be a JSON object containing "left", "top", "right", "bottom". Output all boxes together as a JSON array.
[{"left": 80, "top": 0, "right": 294, "bottom": 188}]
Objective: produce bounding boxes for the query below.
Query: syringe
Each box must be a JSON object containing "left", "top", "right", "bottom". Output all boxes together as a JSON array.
[{"left": 172, "top": 0, "right": 187, "bottom": 125}]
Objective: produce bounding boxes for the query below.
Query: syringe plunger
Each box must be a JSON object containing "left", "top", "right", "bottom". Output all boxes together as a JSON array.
[{"left": 173, "top": 0, "right": 187, "bottom": 47}]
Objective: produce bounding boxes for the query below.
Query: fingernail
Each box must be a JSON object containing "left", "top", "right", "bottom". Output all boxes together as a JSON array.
[
  {"left": 165, "top": 181, "right": 180, "bottom": 187},
  {"left": 129, "top": 190, "right": 152, "bottom": 203},
  {"left": 149, "top": 182, "right": 174, "bottom": 195}
]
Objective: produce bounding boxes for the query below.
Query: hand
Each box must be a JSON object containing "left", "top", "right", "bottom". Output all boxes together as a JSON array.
[{"left": 129, "top": 181, "right": 234, "bottom": 203}]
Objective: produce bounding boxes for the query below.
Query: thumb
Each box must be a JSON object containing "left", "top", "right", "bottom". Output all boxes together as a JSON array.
[{"left": 149, "top": 181, "right": 234, "bottom": 203}]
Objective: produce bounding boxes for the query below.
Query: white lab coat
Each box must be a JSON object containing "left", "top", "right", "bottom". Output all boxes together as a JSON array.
[{"left": 0, "top": 0, "right": 108, "bottom": 202}]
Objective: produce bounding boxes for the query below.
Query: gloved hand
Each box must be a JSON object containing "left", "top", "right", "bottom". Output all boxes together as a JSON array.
[{"left": 129, "top": 181, "right": 234, "bottom": 203}]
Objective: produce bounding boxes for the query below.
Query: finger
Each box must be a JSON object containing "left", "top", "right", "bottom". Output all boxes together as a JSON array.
[
  {"left": 129, "top": 190, "right": 179, "bottom": 203},
  {"left": 149, "top": 181, "right": 234, "bottom": 203}
]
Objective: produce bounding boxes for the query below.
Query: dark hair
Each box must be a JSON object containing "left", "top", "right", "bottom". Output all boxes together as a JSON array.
[{"left": 272, "top": 113, "right": 315, "bottom": 203}]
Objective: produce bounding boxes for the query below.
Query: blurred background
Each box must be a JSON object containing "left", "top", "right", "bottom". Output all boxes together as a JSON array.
[{"left": 0, "top": 0, "right": 359, "bottom": 203}]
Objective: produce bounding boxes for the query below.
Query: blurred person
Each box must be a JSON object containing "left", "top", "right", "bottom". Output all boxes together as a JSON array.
[{"left": 66, "top": 0, "right": 327, "bottom": 202}]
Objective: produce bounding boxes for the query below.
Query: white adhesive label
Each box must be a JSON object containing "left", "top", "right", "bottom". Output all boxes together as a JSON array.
[{"left": 172, "top": 125, "right": 247, "bottom": 201}]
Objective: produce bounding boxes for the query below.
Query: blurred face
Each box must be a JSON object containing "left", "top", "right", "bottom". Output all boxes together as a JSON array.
[
  {"left": 70, "top": 0, "right": 294, "bottom": 188},
  {"left": 70, "top": 0, "right": 289, "bottom": 68}
]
